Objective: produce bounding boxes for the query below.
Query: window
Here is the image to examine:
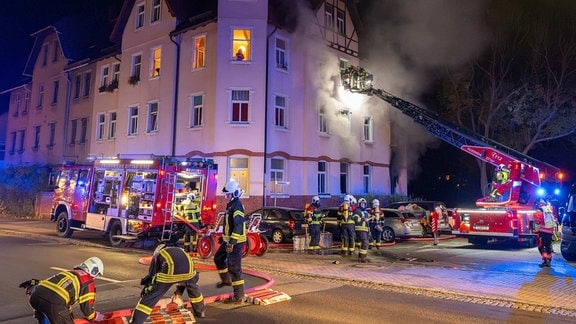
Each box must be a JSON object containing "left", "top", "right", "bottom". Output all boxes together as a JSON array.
[
  {"left": 112, "top": 63, "right": 120, "bottom": 82},
  {"left": 229, "top": 157, "right": 249, "bottom": 195},
  {"left": 96, "top": 114, "right": 105, "bottom": 141},
  {"left": 190, "top": 94, "right": 203, "bottom": 127},
  {"left": 193, "top": 35, "right": 206, "bottom": 69},
  {"left": 363, "top": 116, "right": 373, "bottom": 142},
  {"left": 232, "top": 29, "right": 251, "bottom": 61},
  {"left": 147, "top": 102, "right": 159, "bottom": 133},
  {"left": 325, "top": 3, "right": 334, "bottom": 29},
  {"left": 339, "top": 59, "right": 348, "bottom": 70},
  {"left": 135, "top": 3, "right": 145, "bottom": 29},
  {"left": 33, "top": 126, "right": 41, "bottom": 151},
  {"left": 51, "top": 80, "right": 59, "bottom": 104},
  {"left": 275, "top": 37, "right": 287, "bottom": 70},
  {"left": 319, "top": 107, "right": 328, "bottom": 134},
  {"left": 13, "top": 93, "right": 20, "bottom": 117},
  {"left": 37, "top": 85, "right": 44, "bottom": 108},
  {"left": 231, "top": 90, "right": 249, "bottom": 123},
  {"left": 318, "top": 161, "right": 327, "bottom": 194},
  {"left": 70, "top": 119, "right": 77, "bottom": 145},
  {"left": 52, "top": 39, "right": 59, "bottom": 62},
  {"left": 48, "top": 122, "right": 56, "bottom": 148},
  {"left": 275, "top": 95, "right": 286, "bottom": 128},
  {"left": 340, "top": 162, "right": 349, "bottom": 194},
  {"left": 73, "top": 74, "right": 81, "bottom": 99},
  {"left": 18, "top": 130, "right": 26, "bottom": 153},
  {"left": 270, "top": 158, "right": 286, "bottom": 195},
  {"left": 9, "top": 132, "right": 16, "bottom": 155},
  {"left": 151, "top": 47, "right": 161, "bottom": 77},
  {"left": 100, "top": 66, "right": 109, "bottom": 89},
  {"left": 128, "top": 106, "right": 139, "bottom": 136},
  {"left": 23, "top": 92, "right": 29, "bottom": 114},
  {"left": 83, "top": 72, "right": 91, "bottom": 97},
  {"left": 42, "top": 43, "right": 48, "bottom": 66},
  {"left": 108, "top": 112, "right": 117, "bottom": 139},
  {"left": 151, "top": 0, "right": 161, "bottom": 23},
  {"left": 340, "top": 108, "right": 351, "bottom": 134},
  {"left": 79, "top": 118, "right": 88, "bottom": 144},
  {"left": 337, "top": 9, "right": 346, "bottom": 35},
  {"left": 363, "top": 165, "right": 371, "bottom": 194},
  {"left": 131, "top": 54, "right": 142, "bottom": 83}
]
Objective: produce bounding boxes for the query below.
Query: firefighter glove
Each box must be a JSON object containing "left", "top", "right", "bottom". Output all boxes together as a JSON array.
[
  {"left": 141, "top": 284, "right": 155, "bottom": 297},
  {"left": 226, "top": 244, "right": 234, "bottom": 253},
  {"left": 94, "top": 311, "right": 106, "bottom": 321},
  {"left": 140, "top": 275, "right": 152, "bottom": 286},
  {"left": 19, "top": 279, "right": 40, "bottom": 289}
]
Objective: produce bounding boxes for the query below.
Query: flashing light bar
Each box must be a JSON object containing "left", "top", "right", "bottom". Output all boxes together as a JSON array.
[
  {"left": 130, "top": 160, "right": 154, "bottom": 165},
  {"left": 100, "top": 159, "right": 120, "bottom": 164}
]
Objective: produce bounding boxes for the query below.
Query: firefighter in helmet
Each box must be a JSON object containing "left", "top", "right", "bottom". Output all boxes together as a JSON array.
[
  {"left": 338, "top": 194, "right": 356, "bottom": 256},
  {"left": 490, "top": 164, "right": 511, "bottom": 202},
  {"left": 353, "top": 198, "right": 370, "bottom": 263},
  {"left": 131, "top": 244, "right": 206, "bottom": 323},
  {"left": 368, "top": 199, "right": 384, "bottom": 249},
  {"left": 214, "top": 179, "right": 247, "bottom": 303},
  {"left": 181, "top": 192, "right": 202, "bottom": 252},
  {"left": 21, "top": 257, "right": 105, "bottom": 324},
  {"left": 534, "top": 200, "right": 557, "bottom": 267},
  {"left": 305, "top": 196, "right": 324, "bottom": 254}
]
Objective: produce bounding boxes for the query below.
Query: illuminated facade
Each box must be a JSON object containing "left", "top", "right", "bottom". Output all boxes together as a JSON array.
[{"left": 4, "top": 0, "right": 405, "bottom": 211}]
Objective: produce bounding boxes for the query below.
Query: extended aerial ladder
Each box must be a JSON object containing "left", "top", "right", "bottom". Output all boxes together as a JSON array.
[{"left": 340, "top": 66, "right": 561, "bottom": 184}]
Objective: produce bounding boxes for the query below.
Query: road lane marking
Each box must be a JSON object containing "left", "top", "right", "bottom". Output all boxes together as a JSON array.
[{"left": 50, "top": 267, "right": 123, "bottom": 283}]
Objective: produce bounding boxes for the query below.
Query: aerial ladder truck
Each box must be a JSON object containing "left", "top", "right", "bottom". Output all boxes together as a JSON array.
[{"left": 340, "top": 65, "right": 563, "bottom": 246}]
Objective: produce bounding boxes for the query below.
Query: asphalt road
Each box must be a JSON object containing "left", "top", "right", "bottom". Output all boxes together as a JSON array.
[{"left": 2, "top": 219, "right": 576, "bottom": 323}]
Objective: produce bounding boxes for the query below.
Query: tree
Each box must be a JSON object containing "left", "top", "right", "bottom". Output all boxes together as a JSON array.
[{"left": 438, "top": 0, "right": 576, "bottom": 193}]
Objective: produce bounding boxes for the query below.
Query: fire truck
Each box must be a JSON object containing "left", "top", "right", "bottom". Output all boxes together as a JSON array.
[
  {"left": 50, "top": 155, "right": 218, "bottom": 247},
  {"left": 341, "top": 65, "right": 563, "bottom": 246}
]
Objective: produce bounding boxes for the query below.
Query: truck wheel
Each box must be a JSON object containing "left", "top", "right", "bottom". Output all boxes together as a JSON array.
[
  {"left": 561, "top": 241, "right": 576, "bottom": 261},
  {"left": 56, "top": 211, "right": 73, "bottom": 238},
  {"left": 256, "top": 234, "right": 269, "bottom": 256},
  {"left": 382, "top": 227, "right": 396, "bottom": 243},
  {"left": 108, "top": 221, "right": 124, "bottom": 247},
  {"left": 197, "top": 236, "right": 215, "bottom": 259}
]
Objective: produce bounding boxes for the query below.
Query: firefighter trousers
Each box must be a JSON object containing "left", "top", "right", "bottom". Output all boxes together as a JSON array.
[
  {"left": 341, "top": 224, "right": 355, "bottom": 254},
  {"left": 214, "top": 242, "right": 245, "bottom": 299},
  {"left": 538, "top": 232, "right": 553, "bottom": 261},
  {"left": 29, "top": 290, "right": 74, "bottom": 324},
  {"left": 183, "top": 221, "right": 200, "bottom": 252},
  {"left": 356, "top": 230, "right": 369, "bottom": 261},
  {"left": 308, "top": 224, "right": 321, "bottom": 251}
]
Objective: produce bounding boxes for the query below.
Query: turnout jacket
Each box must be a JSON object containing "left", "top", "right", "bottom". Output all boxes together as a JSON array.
[
  {"left": 224, "top": 197, "right": 246, "bottom": 244},
  {"left": 148, "top": 247, "right": 197, "bottom": 284},
  {"left": 36, "top": 269, "right": 97, "bottom": 320}
]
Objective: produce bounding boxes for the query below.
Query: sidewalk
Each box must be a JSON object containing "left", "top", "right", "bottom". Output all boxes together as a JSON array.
[{"left": 2, "top": 219, "right": 576, "bottom": 318}]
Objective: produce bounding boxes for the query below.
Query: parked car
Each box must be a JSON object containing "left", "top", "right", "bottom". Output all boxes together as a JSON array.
[
  {"left": 387, "top": 201, "right": 454, "bottom": 235},
  {"left": 321, "top": 207, "right": 416, "bottom": 243},
  {"left": 246, "top": 207, "right": 307, "bottom": 244}
]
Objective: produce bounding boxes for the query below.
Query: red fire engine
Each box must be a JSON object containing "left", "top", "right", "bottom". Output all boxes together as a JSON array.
[
  {"left": 50, "top": 155, "right": 218, "bottom": 246},
  {"left": 341, "top": 65, "right": 563, "bottom": 246}
]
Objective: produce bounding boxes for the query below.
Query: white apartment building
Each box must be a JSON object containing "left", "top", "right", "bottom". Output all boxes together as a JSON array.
[{"left": 4, "top": 0, "right": 405, "bottom": 211}]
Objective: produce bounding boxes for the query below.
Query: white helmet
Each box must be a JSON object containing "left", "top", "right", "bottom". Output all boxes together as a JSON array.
[
  {"left": 187, "top": 193, "right": 196, "bottom": 201},
  {"left": 223, "top": 179, "right": 243, "bottom": 198},
  {"left": 350, "top": 196, "right": 357, "bottom": 206},
  {"left": 372, "top": 199, "right": 380, "bottom": 207},
  {"left": 76, "top": 257, "right": 104, "bottom": 278},
  {"left": 312, "top": 196, "right": 320, "bottom": 204},
  {"left": 358, "top": 198, "right": 367, "bottom": 206},
  {"left": 344, "top": 194, "right": 355, "bottom": 204}
]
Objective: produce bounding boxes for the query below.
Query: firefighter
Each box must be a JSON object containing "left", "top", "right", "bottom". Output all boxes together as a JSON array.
[
  {"left": 368, "top": 199, "right": 384, "bottom": 249},
  {"left": 21, "top": 257, "right": 105, "bottom": 324},
  {"left": 214, "top": 179, "right": 247, "bottom": 303},
  {"left": 534, "top": 201, "right": 556, "bottom": 268},
  {"left": 353, "top": 198, "right": 370, "bottom": 263},
  {"left": 305, "top": 196, "right": 324, "bottom": 254},
  {"left": 181, "top": 192, "right": 202, "bottom": 252},
  {"left": 490, "top": 164, "right": 511, "bottom": 202},
  {"left": 338, "top": 194, "right": 356, "bottom": 256},
  {"left": 130, "top": 244, "right": 206, "bottom": 323}
]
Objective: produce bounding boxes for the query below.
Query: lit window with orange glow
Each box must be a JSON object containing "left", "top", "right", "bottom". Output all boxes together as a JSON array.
[
  {"left": 151, "top": 47, "right": 161, "bottom": 77},
  {"left": 232, "top": 29, "right": 251, "bottom": 61}
]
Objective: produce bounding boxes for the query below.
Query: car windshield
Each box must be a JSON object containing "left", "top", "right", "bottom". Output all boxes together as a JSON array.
[{"left": 290, "top": 210, "right": 305, "bottom": 221}]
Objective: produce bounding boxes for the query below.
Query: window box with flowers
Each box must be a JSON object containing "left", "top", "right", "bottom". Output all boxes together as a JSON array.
[
  {"left": 128, "top": 75, "right": 140, "bottom": 85},
  {"left": 107, "top": 79, "right": 119, "bottom": 92}
]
